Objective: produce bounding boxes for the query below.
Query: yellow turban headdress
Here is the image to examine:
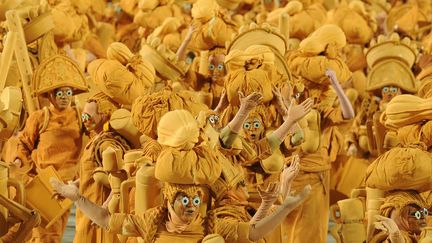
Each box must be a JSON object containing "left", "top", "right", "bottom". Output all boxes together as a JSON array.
[{"left": 157, "top": 110, "right": 200, "bottom": 150}]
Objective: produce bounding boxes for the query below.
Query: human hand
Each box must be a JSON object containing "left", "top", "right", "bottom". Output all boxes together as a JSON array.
[
  {"left": 325, "top": 68, "right": 344, "bottom": 90},
  {"left": 374, "top": 215, "right": 404, "bottom": 243},
  {"left": 239, "top": 91, "right": 263, "bottom": 112},
  {"left": 257, "top": 182, "right": 280, "bottom": 205},
  {"left": 286, "top": 98, "right": 314, "bottom": 122},
  {"left": 186, "top": 23, "right": 199, "bottom": 40},
  {"left": 214, "top": 89, "right": 229, "bottom": 114},
  {"left": 50, "top": 178, "right": 81, "bottom": 202},
  {"left": 280, "top": 155, "right": 300, "bottom": 199},
  {"left": 272, "top": 86, "right": 289, "bottom": 118}
]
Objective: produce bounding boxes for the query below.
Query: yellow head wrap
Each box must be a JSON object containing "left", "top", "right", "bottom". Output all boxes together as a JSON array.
[
  {"left": 157, "top": 110, "right": 200, "bottom": 150},
  {"left": 299, "top": 24, "right": 347, "bottom": 55},
  {"left": 380, "top": 190, "right": 429, "bottom": 217}
]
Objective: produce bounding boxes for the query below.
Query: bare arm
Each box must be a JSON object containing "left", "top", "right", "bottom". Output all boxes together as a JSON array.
[
  {"left": 325, "top": 69, "right": 355, "bottom": 119},
  {"left": 248, "top": 185, "right": 311, "bottom": 241},
  {"left": 50, "top": 178, "right": 110, "bottom": 228},
  {"left": 271, "top": 98, "right": 313, "bottom": 142},
  {"left": 176, "top": 25, "right": 197, "bottom": 62}
]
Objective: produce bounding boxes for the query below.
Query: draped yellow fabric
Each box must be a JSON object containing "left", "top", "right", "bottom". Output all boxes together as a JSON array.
[{"left": 88, "top": 55, "right": 155, "bottom": 106}]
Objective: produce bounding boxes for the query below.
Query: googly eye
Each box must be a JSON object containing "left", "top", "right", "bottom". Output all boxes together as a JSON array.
[
  {"left": 209, "top": 116, "right": 215, "bottom": 124},
  {"left": 214, "top": 115, "right": 219, "bottom": 122},
  {"left": 243, "top": 122, "right": 251, "bottom": 129},
  {"left": 209, "top": 64, "right": 215, "bottom": 71},
  {"left": 383, "top": 87, "right": 389, "bottom": 93},
  {"left": 181, "top": 196, "right": 189, "bottom": 206},
  {"left": 217, "top": 64, "right": 224, "bottom": 71},
  {"left": 192, "top": 196, "right": 201, "bottom": 206},
  {"left": 55, "top": 91, "right": 63, "bottom": 98},
  {"left": 253, "top": 121, "right": 260, "bottom": 128},
  {"left": 424, "top": 208, "right": 429, "bottom": 216},
  {"left": 81, "top": 114, "right": 86, "bottom": 121},
  {"left": 415, "top": 211, "right": 422, "bottom": 220},
  {"left": 66, "top": 90, "right": 73, "bottom": 96},
  {"left": 391, "top": 87, "right": 398, "bottom": 93}
]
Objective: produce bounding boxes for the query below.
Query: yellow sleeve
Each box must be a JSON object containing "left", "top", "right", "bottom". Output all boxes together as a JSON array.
[
  {"left": 219, "top": 126, "right": 239, "bottom": 149},
  {"left": 15, "top": 110, "right": 43, "bottom": 166}
]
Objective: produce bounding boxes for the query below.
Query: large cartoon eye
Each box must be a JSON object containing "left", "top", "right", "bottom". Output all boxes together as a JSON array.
[
  {"left": 217, "top": 64, "right": 224, "bottom": 71},
  {"left": 383, "top": 87, "right": 389, "bottom": 93},
  {"left": 192, "top": 196, "right": 201, "bottom": 206},
  {"left": 414, "top": 211, "right": 422, "bottom": 220},
  {"left": 243, "top": 122, "right": 251, "bottom": 129},
  {"left": 424, "top": 208, "right": 429, "bottom": 216},
  {"left": 253, "top": 121, "right": 260, "bottom": 128},
  {"left": 390, "top": 87, "right": 398, "bottom": 93},
  {"left": 66, "top": 89, "right": 73, "bottom": 97},
  {"left": 209, "top": 64, "right": 215, "bottom": 71},
  {"left": 181, "top": 196, "right": 190, "bottom": 206},
  {"left": 55, "top": 90, "right": 63, "bottom": 98},
  {"left": 209, "top": 116, "right": 216, "bottom": 124}
]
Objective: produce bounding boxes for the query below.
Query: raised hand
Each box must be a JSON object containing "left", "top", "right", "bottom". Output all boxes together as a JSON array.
[
  {"left": 257, "top": 182, "right": 280, "bottom": 205},
  {"left": 50, "top": 178, "right": 81, "bottom": 202},
  {"left": 280, "top": 155, "right": 300, "bottom": 199},
  {"left": 214, "top": 89, "right": 229, "bottom": 114},
  {"left": 286, "top": 98, "right": 314, "bottom": 122},
  {"left": 272, "top": 86, "right": 288, "bottom": 118},
  {"left": 239, "top": 91, "right": 263, "bottom": 112},
  {"left": 374, "top": 215, "right": 404, "bottom": 243}
]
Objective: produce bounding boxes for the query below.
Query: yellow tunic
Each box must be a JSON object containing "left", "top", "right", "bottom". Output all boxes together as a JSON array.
[
  {"left": 14, "top": 105, "right": 82, "bottom": 243},
  {"left": 15, "top": 105, "right": 82, "bottom": 182}
]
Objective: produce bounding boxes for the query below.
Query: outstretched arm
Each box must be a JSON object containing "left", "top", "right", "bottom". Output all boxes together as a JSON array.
[
  {"left": 50, "top": 178, "right": 110, "bottom": 228},
  {"left": 325, "top": 69, "right": 355, "bottom": 119}
]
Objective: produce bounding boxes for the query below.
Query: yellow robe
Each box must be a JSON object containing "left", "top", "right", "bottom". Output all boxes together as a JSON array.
[{"left": 15, "top": 105, "right": 82, "bottom": 243}]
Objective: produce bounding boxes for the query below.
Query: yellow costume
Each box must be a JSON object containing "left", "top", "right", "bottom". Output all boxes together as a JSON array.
[
  {"left": 88, "top": 42, "right": 156, "bottom": 106},
  {"left": 75, "top": 131, "right": 130, "bottom": 243},
  {"left": 14, "top": 55, "right": 88, "bottom": 243},
  {"left": 108, "top": 184, "right": 207, "bottom": 243},
  {"left": 284, "top": 25, "right": 351, "bottom": 243},
  {"left": 366, "top": 95, "right": 432, "bottom": 192}
]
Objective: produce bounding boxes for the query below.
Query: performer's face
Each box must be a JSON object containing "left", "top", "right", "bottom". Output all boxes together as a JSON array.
[
  {"left": 82, "top": 101, "right": 103, "bottom": 131},
  {"left": 209, "top": 54, "right": 226, "bottom": 84},
  {"left": 50, "top": 87, "right": 73, "bottom": 110},
  {"left": 173, "top": 192, "right": 202, "bottom": 223},
  {"left": 243, "top": 115, "right": 264, "bottom": 143},
  {"left": 381, "top": 86, "right": 401, "bottom": 103}
]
